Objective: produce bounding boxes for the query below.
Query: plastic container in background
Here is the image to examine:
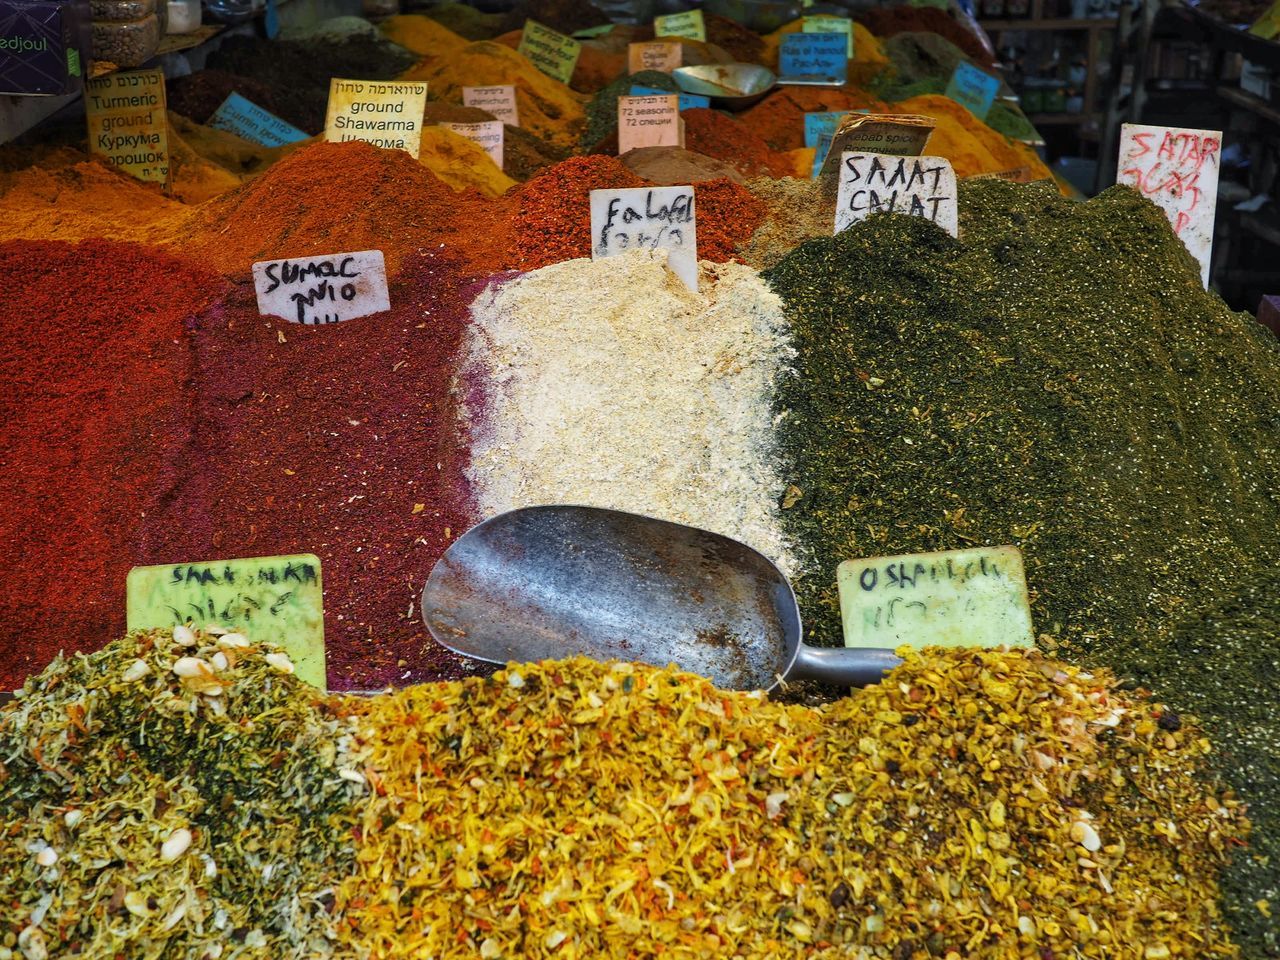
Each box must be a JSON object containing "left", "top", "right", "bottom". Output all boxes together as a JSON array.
[{"left": 167, "top": 0, "right": 200, "bottom": 31}]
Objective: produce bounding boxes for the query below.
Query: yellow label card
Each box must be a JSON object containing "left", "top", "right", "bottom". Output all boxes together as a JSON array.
[{"left": 84, "top": 68, "right": 169, "bottom": 185}]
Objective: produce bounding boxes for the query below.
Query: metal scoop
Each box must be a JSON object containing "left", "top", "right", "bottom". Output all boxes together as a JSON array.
[{"left": 422, "top": 506, "right": 900, "bottom": 692}]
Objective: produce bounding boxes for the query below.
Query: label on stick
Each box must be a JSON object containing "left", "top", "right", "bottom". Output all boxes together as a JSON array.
[
  {"left": 628, "top": 40, "right": 683, "bottom": 74},
  {"left": 778, "top": 32, "right": 848, "bottom": 84},
  {"left": 835, "top": 151, "right": 957, "bottom": 237},
  {"left": 441, "top": 120, "right": 504, "bottom": 168},
  {"left": 654, "top": 9, "right": 705, "bottom": 40},
  {"left": 84, "top": 68, "right": 169, "bottom": 185},
  {"left": 518, "top": 20, "right": 581, "bottom": 83},
  {"left": 126, "top": 554, "right": 327, "bottom": 690},
  {"left": 802, "top": 15, "right": 854, "bottom": 58},
  {"left": 208, "top": 92, "right": 309, "bottom": 148},
  {"left": 837, "top": 546, "right": 1034, "bottom": 651},
  {"left": 252, "top": 250, "right": 391, "bottom": 326},
  {"left": 617, "top": 94, "right": 683, "bottom": 153},
  {"left": 944, "top": 61, "right": 1000, "bottom": 121},
  {"left": 324, "top": 79, "right": 428, "bottom": 157},
  {"left": 1116, "top": 123, "right": 1221, "bottom": 288},
  {"left": 817, "top": 113, "right": 935, "bottom": 193},
  {"left": 463, "top": 85, "right": 518, "bottom": 125},
  {"left": 590, "top": 185, "right": 698, "bottom": 291}
]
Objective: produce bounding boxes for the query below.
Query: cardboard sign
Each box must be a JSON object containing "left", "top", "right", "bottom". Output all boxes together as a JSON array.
[
  {"left": 463, "top": 84, "right": 518, "bottom": 125},
  {"left": 84, "top": 69, "right": 169, "bottom": 185},
  {"left": 654, "top": 10, "right": 705, "bottom": 41},
  {"left": 802, "top": 15, "right": 854, "bottom": 58},
  {"left": 804, "top": 111, "right": 849, "bottom": 148},
  {"left": 778, "top": 32, "right": 848, "bottom": 85},
  {"left": 617, "top": 94, "right": 683, "bottom": 153},
  {"left": 632, "top": 84, "right": 708, "bottom": 110},
  {"left": 1117, "top": 123, "right": 1221, "bottom": 288},
  {"left": 442, "top": 120, "right": 504, "bottom": 168},
  {"left": 945, "top": 61, "right": 1000, "bottom": 121},
  {"left": 834, "top": 152, "right": 958, "bottom": 237},
  {"left": 208, "top": 92, "right": 309, "bottom": 148},
  {"left": 817, "top": 113, "right": 936, "bottom": 193},
  {"left": 628, "top": 41, "right": 682, "bottom": 74},
  {"left": 518, "top": 20, "right": 581, "bottom": 84},
  {"left": 252, "top": 250, "right": 391, "bottom": 325},
  {"left": 590, "top": 185, "right": 697, "bottom": 291},
  {"left": 324, "top": 79, "right": 428, "bottom": 157},
  {"left": 838, "top": 546, "right": 1034, "bottom": 651},
  {"left": 127, "top": 554, "right": 326, "bottom": 690}
]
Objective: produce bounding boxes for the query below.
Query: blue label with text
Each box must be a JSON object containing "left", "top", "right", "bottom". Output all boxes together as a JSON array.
[
  {"left": 811, "top": 131, "right": 834, "bottom": 177},
  {"left": 208, "top": 92, "right": 309, "bottom": 148},
  {"left": 631, "top": 85, "right": 710, "bottom": 110},
  {"left": 944, "top": 61, "right": 1000, "bottom": 120},
  {"left": 804, "top": 111, "right": 848, "bottom": 147},
  {"left": 779, "top": 33, "right": 848, "bottom": 83}
]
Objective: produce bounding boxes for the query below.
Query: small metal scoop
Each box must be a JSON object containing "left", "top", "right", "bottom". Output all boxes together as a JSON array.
[{"left": 422, "top": 506, "right": 900, "bottom": 692}]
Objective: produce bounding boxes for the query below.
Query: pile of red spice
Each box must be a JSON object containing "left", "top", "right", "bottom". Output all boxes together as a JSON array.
[
  {"left": 680, "top": 108, "right": 795, "bottom": 178},
  {"left": 740, "top": 87, "right": 887, "bottom": 152},
  {"left": 693, "top": 179, "right": 765, "bottom": 262},
  {"left": 0, "top": 239, "right": 225, "bottom": 690},
  {"left": 854, "top": 5, "right": 995, "bottom": 67},
  {"left": 178, "top": 140, "right": 490, "bottom": 278}
]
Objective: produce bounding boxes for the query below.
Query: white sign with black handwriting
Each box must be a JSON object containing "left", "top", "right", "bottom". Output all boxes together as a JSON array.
[
  {"left": 589, "top": 185, "right": 698, "bottom": 291},
  {"left": 834, "top": 151, "right": 957, "bottom": 237},
  {"left": 252, "top": 250, "right": 391, "bottom": 325}
]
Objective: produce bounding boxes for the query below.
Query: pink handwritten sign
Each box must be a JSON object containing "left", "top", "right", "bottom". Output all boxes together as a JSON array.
[{"left": 1117, "top": 123, "right": 1221, "bottom": 288}]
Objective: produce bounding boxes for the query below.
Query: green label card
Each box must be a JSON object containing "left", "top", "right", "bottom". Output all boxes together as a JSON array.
[
  {"left": 654, "top": 10, "right": 706, "bottom": 41},
  {"left": 518, "top": 20, "right": 582, "bottom": 84},
  {"left": 127, "top": 554, "right": 326, "bottom": 689},
  {"left": 837, "top": 546, "right": 1034, "bottom": 651}
]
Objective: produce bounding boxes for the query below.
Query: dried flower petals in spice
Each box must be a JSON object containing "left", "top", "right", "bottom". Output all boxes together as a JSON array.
[{"left": 337, "top": 649, "right": 1245, "bottom": 959}]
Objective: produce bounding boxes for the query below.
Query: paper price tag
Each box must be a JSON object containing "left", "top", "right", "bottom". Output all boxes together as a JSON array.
[
  {"left": 778, "top": 32, "right": 848, "bottom": 85},
  {"left": 518, "top": 20, "right": 581, "bottom": 84},
  {"left": 442, "top": 120, "right": 504, "bottom": 168},
  {"left": 802, "top": 15, "right": 854, "bottom": 58},
  {"left": 834, "top": 151, "right": 958, "bottom": 237},
  {"left": 629, "top": 41, "right": 682, "bottom": 74},
  {"left": 208, "top": 92, "right": 309, "bottom": 148},
  {"left": 324, "top": 79, "right": 428, "bottom": 157},
  {"left": 944, "top": 61, "right": 1000, "bottom": 121},
  {"left": 127, "top": 554, "right": 327, "bottom": 689},
  {"left": 252, "top": 250, "right": 391, "bottom": 326},
  {"left": 654, "top": 9, "right": 705, "bottom": 41},
  {"left": 590, "top": 185, "right": 697, "bottom": 291},
  {"left": 838, "top": 546, "right": 1034, "bottom": 651},
  {"left": 804, "top": 111, "right": 849, "bottom": 148},
  {"left": 84, "top": 68, "right": 169, "bottom": 185},
  {"left": 617, "top": 94, "right": 683, "bottom": 153},
  {"left": 816, "top": 113, "right": 935, "bottom": 193},
  {"left": 463, "top": 85, "right": 519, "bottom": 125},
  {"left": 1117, "top": 123, "right": 1221, "bottom": 288}
]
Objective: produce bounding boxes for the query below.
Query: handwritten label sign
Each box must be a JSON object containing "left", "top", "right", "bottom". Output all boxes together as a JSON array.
[
  {"left": 84, "top": 69, "right": 169, "bottom": 185},
  {"left": 838, "top": 546, "right": 1034, "bottom": 651},
  {"left": 804, "top": 111, "right": 849, "bottom": 148},
  {"left": 654, "top": 10, "right": 705, "bottom": 41},
  {"left": 442, "top": 120, "right": 504, "bottom": 167},
  {"left": 1117, "top": 123, "right": 1221, "bottom": 288},
  {"left": 463, "top": 85, "right": 518, "bottom": 125},
  {"left": 778, "top": 32, "right": 848, "bottom": 85},
  {"left": 252, "top": 250, "right": 391, "bottom": 325},
  {"left": 802, "top": 15, "right": 854, "bottom": 58},
  {"left": 208, "top": 92, "right": 309, "bottom": 148},
  {"left": 945, "top": 61, "right": 1000, "bottom": 121},
  {"left": 518, "top": 20, "right": 581, "bottom": 84},
  {"left": 835, "top": 152, "right": 958, "bottom": 237},
  {"left": 590, "top": 185, "right": 697, "bottom": 291},
  {"left": 324, "top": 79, "right": 428, "bottom": 157},
  {"left": 617, "top": 94, "right": 683, "bottom": 153},
  {"left": 817, "top": 113, "right": 935, "bottom": 194},
  {"left": 632, "top": 84, "right": 708, "bottom": 110},
  {"left": 127, "top": 554, "right": 326, "bottom": 689},
  {"left": 629, "top": 41, "right": 682, "bottom": 74}
]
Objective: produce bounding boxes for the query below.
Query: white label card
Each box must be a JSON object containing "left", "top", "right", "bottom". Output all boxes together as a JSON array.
[
  {"left": 462, "top": 85, "right": 519, "bottom": 125},
  {"left": 252, "top": 250, "right": 391, "bottom": 326},
  {"left": 442, "top": 120, "right": 504, "bottom": 168},
  {"left": 1116, "top": 123, "right": 1221, "bottom": 288},
  {"left": 617, "top": 95, "right": 683, "bottom": 154},
  {"left": 589, "top": 185, "right": 698, "bottom": 291},
  {"left": 834, "top": 151, "right": 957, "bottom": 237}
]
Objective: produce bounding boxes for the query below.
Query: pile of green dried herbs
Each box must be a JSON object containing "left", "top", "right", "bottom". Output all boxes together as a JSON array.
[
  {"left": 763, "top": 177, "right": 1280, "bottom": 955},
  {"left": 0, "top": 628, "right": 366, "bottom": 960}
]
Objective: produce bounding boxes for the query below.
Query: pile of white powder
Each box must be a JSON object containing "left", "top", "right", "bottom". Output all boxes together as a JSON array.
[{"left": 460, "top": 250, "right": 799, "bottom": 574}]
